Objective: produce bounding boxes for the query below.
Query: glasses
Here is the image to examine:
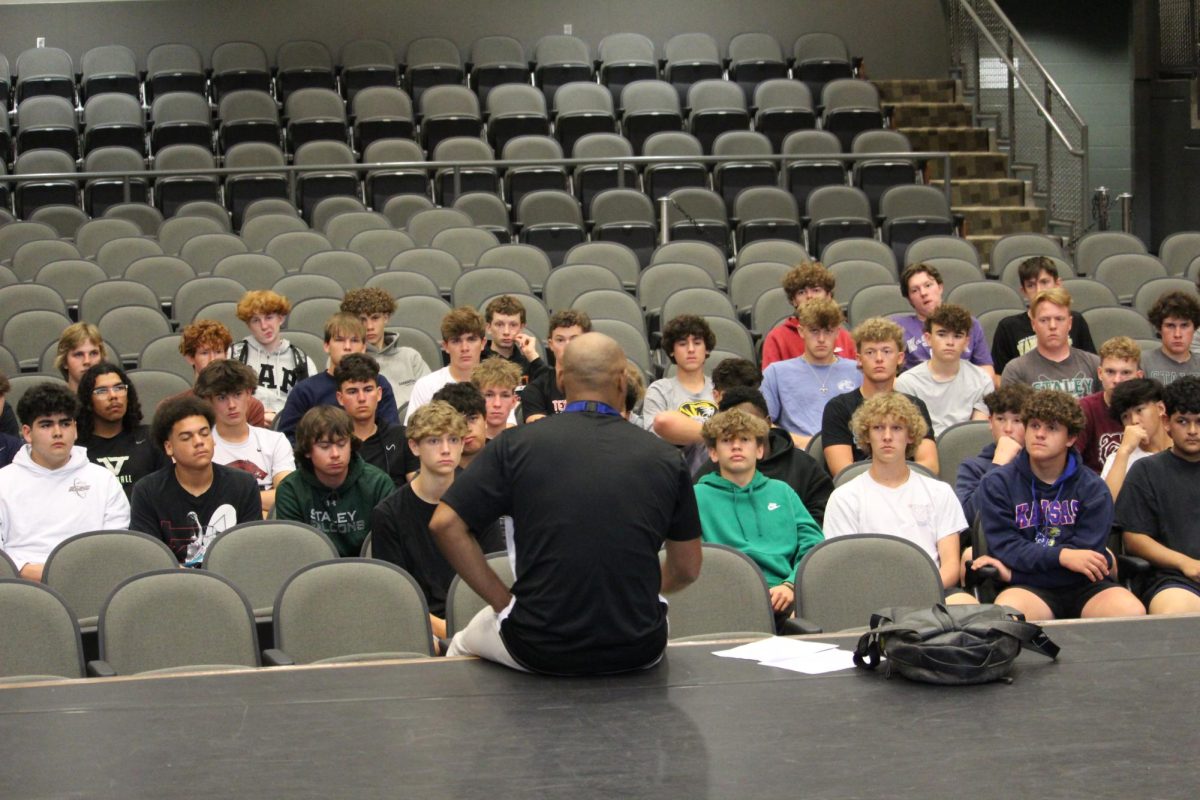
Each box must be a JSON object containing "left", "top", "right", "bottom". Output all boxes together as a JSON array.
[{"left": 92, "top": 384, "right": 129, "bottom": 397}]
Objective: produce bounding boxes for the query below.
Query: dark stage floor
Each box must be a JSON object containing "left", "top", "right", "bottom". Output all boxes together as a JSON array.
[{"left": 2, "top": 615, "right": 1197, "bottom": 799}]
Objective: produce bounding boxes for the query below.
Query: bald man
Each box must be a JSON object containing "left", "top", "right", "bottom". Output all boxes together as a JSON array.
[{"left": 431, "top": 333, "right": 703, "bottom": 675}]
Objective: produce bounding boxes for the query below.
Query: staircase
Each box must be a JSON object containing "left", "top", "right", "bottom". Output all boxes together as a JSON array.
[{"left": 872, "top": 78, "right": 1048, "bottom": 269}]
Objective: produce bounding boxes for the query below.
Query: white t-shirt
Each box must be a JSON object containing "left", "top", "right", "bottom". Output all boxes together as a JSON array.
[
  {"left": 894, "top": 361, "right": 991, "bottom": 437},
  {"left": 213, "top": 427, "right": 295, "bottom": 489},
  {"left": 822, "top": 469, "right": 967, "bottom": 566},
  {"left": 1100, "top": 446, "right": 1152, "bottom": 480}
]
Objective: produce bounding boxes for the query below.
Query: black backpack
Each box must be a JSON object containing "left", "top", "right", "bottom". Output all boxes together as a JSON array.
[
  {"left": 852, "top": 603, "right": 1059, "bottom": 685},
  {"left": 232, "top": 340, "right": 310, "bottom": 382}
]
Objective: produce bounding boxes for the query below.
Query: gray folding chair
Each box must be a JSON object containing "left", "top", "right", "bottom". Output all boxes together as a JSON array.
[
  {"left": 935, "top": 420, "right": 993, "bottom": 485},
  {"left": 445, "top": 552, "right": 514, "bottom": 636},
  {"left": 202, "top": 520, "right": 339, "bottom": 620},
  {"left": 42, "top": 530, "right": 180, "bottom": 630},
  {"left": 795, "top": 534, "right": 944, "bottom": 633},
  {"left": 659, "top": 543, "right": 776, "bottom": 641},
  {"left": 127, "top": 369, "right": 193, "bottom": 414},
  {"left": 0, "top": 579, "right": 86, "bottom": 683},
  {"left": 92, "top": 569, "right": 260, "bottom": 676},
  {"left": 266, "top": 559, "right": 435, "bottom": 664}
]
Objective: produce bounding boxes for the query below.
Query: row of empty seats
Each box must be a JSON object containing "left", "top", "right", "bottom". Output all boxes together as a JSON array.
[{"left": 1, "top": 32, "right": 856, "bottom": 111}]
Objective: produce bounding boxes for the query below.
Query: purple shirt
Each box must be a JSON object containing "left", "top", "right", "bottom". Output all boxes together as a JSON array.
[{"left": 892, "top": 313, "right": 994, "bottom": 371}]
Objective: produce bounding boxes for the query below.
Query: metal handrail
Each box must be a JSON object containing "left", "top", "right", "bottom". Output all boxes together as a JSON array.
[{"left": 954, "top": 0, "right": 1082, "bottom": 155}]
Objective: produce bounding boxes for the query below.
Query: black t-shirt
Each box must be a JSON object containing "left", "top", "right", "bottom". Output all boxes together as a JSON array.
[
  {"left": 520, "top": 368, "right": 565, "bottom": 419},
  {"left": 358, "top": 422, "right": 417, "bottom": 487},
  {"left": 80, "top": 425, "right": 170, "bottom": 500},
  {"left": 821, "top": 389, "right": 937, "bottom": 465},
  {"left": 442, "top": 410, "right": 702, "bottom": 675},
  {"left": 129, "top": 464, "right": 263, "bottom": 563},
  {"left": 370, "top": 482, "right": 505, "bottom": 617},
  {"left": 991, "top": 310, "right": 1095, "bottom": 375},
  {"left": 1115, "top": 451, "right": 1200, "bottom": 580}
]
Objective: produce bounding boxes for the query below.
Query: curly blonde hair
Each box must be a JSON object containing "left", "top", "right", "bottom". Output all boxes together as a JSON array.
[
  {"left": 701, "top": 408, "right": 770, "bottom": 449},
  {"left": 852, "top": 317, "right": 904, "bottom": 351},
  {"left": 850, "top": 392, "right": 927, "bottom": 459},
  {"left": 471, "top": 357, "right": 522, "bottom": 391},
  {"left": 795, "top": 297, "right": 844, "bottom": 330},
  {"left": 406, "top": 400, "right": 468, "bottom": 442}
]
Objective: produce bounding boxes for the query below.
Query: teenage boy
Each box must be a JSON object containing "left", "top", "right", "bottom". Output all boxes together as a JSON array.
[
  {"left": 522, "top": 309, "right": 592, "bottom": 423},
  {"left": 340, "top": 287, "right": 432, "bottom": 406},
  {"left": 431, "top": 382, "right": 489, "bottom": 469},
  {"left": 194, "top": 360, "right": 294, "bottom": 514},
  {"left": 1075, "top": 336, "right": 1144, "bottom": 473},
  {"left": 164, "top": 320, "right": 268, "bottom": 427},
  {"left": 405, "top": 307, "right": 487, "bottom": 423},
  {"left": 1101, "top": 378, "right": 1170, "bottom": 499},
  {"left": 130, "top": 396, "right": 262, "bottom": 565},
  {"left": 76, "top": 363, "right": 169, "bottom": 499},
  {"left": 275, "top": 406, "right": 395, "bottom": 557},
  {"left": 894, "top": 302, "right": 992, "bottom": 436},
  {"left": 53, "top": 323, "right": 110, "bottom": 392},
  {"left": 370, "top": 401, "right": 505, "bottom": 640},
  {"left": 1116, "top": 375, "right": 1200, "bottom": 614},
  {"left": 1001, "top": 288, "right": 1101, "bottom": 398},
  {"left": 991, "top": 256, "right": 1095, "bottom": 374},
  {"left": 761, "top": 262, "right": 857, "bottom": 369},
  {"left": 644, "top": 314, "right": 719, "bottom": 473},
  {"left": 694, "top": 409, "right": 824, "bottom": 622},
  {"left": 1143, "top": 290, "right": 1200, "bottom": 385},
  {"left": 471, "top": 357, "right": 522, "bottom": 441},
  {"left": 276, "top": 313, "right": 400, "bottom": 440},
  {"left": 334, "top": 353, "right": 416, "bottom": 487},
  {"left": 763, "top": 298, "right": 861, "bottom": 448},
  {"left": 955, "top": 383, "right": 1032, "bottom": 523},
  {"left": 892, "top": 263, "right": 995, "bottom": 381},
  {"left": 822, "top": 317, "right": 940, "bottom": 477},
  {"left": 971, "top": 389, "right": 1145, "bottom": 621},
  {"left": 695, "top": 386, "right": 834, "bottom": 525},
  {"left": 824, "top": 393, "right": 974, "bottom": 603},
  {"left": 231, "top": 290, "right": 318, "bottom": 421},
  {"left": 0, "top": 382, "right": 129, "bottom": 581},
  {"left": 650, "top": 356, "right": 762, "bottom": 463},
  {"left": 481, "top": 295, "right": 546, "bottom": 383}
]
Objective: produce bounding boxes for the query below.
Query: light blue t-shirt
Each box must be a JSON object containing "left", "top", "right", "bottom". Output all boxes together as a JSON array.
[{"left": 762, "top": 357, "right": 862, "bottom": 436}]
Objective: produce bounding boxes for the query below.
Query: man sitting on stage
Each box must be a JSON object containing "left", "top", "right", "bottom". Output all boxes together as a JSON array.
[{"left": 431, "top": 333, "right": 702, "bottom": 675}]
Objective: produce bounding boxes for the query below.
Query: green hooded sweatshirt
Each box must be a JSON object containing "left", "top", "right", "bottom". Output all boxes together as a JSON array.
[
  {"left": 693, "top": 470, "right": 824, "bottom": 587},
  {"left": 275, "top": 454, "right": 395, "bottom": 556}
]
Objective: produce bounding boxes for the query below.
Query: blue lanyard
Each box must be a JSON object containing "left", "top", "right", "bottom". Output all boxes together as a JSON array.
[{"left": 563, "top": 401, "right": 623, "bottom": 417}]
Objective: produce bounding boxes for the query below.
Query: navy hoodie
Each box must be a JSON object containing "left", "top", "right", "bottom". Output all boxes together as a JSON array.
[{"left": 978, "top": 449, "right": 1113, "bottom": 589}]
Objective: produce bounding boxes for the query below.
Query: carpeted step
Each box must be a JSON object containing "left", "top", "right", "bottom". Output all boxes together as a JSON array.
[
  {"left": 899, "top": 127, "right": 991, "bottom": 153},
  {"left": 928, "top": 152, "right": 1009, "bottom": 180},
  {"left": 890, "top": 102, "right": 973, "bottom": 128},
  {"left": 950, "top": 179, "right": 1026, "bottom": 207},
  {"left": 967, "top": 235, "right": 1002, "bottom": 270},
  {"left": 873, "top": 78, "right": 959, "bottom": 105},
  {"left": 956, "top": 206, "right": 1048, "bottom": 237}
]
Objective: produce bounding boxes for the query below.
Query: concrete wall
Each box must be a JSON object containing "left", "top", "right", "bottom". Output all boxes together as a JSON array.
[
  {"left": 997, "top": 0, "right": 1133, "bottom": 197},
  {"left": 0, "top": 0, "right": 950, "bottom": 80}
]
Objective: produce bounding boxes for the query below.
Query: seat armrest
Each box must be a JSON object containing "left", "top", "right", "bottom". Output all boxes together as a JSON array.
[
  {"left": 87, "top": 660, "right": 117, "bottom": 678},
  {"left": 262, "top": 648, "right": 296, "bottom": 667},
  {"left": 785, "top": 617, "right": 823, "bottom": 635}
]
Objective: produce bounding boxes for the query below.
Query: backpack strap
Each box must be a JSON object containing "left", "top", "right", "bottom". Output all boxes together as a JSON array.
[{"left": 979, "top": 619, "right": 1060, "bottom": 659}]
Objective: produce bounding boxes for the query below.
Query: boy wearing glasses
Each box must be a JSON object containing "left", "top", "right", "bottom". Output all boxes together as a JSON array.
[
  {"left": 76, "top": 363, "right": 169, "bottom": 499},
  {"left": 0, "top": 382, "right": 129, "bottom": 581}
]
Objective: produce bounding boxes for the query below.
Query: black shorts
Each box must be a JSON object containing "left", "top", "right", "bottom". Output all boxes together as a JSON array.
[
  {"left": 1142, "top": 573, "right": 1200, "bottom": 604},
  {"left": 1010, "top": 578, "right": 1122, "bottom": 620}
]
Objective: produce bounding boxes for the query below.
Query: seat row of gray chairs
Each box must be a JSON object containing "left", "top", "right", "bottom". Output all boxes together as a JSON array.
[
  {"left": 0, "top": 523, "right": 944, "bottom": 683},
  {"left": 1, "top": 31, "right": 852, "bottom": 110}
]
